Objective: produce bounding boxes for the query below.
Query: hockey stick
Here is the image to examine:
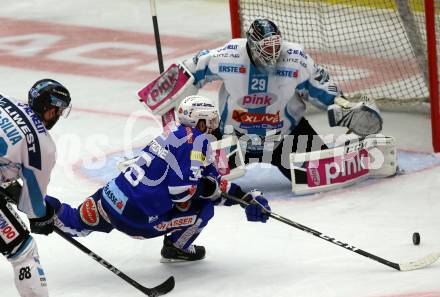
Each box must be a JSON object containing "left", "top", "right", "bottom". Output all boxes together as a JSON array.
[
  {"left": 149, "top": 0, "right": 175, "bottom": 127},
  {"left": 150, "top": 0, "right": 164, "bottom": 73},
  {"left": 54, "top": 227, "right": 175, "bottom": 296},
  {"left": 221, "top": 192, "right": 440, "bottom": 271},
  {"left": 0, "top": 186, "right": 175, "bottom": 295}
]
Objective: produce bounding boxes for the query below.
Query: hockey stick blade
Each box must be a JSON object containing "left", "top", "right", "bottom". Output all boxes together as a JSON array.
[
  {"left": 221, "top": 193, "right": 440, "bottom": 272},
  {"left": 54, "top": 227, "right": 175, "bottom": 296},
  {"left": 141, "top": 276, "right": 175, "bottom": 297},
  {"left": 398, "top": 252, "right": 440, "bottom": 271}
]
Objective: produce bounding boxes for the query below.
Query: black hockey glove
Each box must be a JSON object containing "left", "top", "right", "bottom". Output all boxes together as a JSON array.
[
  {"left": 29, "top": 203, "right": 55, "bottom": 235},
  {"left": 198, "top": 176, "right": 221, "bottom": 200},
  {"left": 0, "top": 180, "right": 22, "bottom": 205}
]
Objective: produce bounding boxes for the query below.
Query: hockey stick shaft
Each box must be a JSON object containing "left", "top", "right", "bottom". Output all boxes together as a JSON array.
[
  {"left": 0, "top": 186, "right": 174, "bottom": 295},
  {"left": 150, "top": 0, "right": 164, "bottom": 73},
  {"left": 149, "top": 0, "right": 175, "bottom": 128},
  {"left": 221, "top": 193, "right": 440, "bottom": 271},
  {"left": 54, "top": 226, "right": 174, "bottom": 296}
]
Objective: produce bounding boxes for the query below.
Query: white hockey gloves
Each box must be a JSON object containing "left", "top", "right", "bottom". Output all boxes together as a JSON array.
[{"left": 328, "top": 96, "right": 383, "bottom": 137}]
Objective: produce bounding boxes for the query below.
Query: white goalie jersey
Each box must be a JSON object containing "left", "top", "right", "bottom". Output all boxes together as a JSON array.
[
  {"left": 0, "top": 96, "right": 56, "bottom": 219},
  {"left": 182, "top": 38, "right": 341, "bottom": 151}
]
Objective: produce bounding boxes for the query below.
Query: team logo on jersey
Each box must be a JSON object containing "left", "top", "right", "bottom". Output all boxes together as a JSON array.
[
  {"left": 153, "top": 215, "right": 197, "bottom": 231},
  {"left": 148, "top": 215, "right": 159, "bottom": 224},
  {"left": 102, "top": 181, "right": 127, "bottom": 214},
  {"left": 0, "top": 97, "right": 42, "bottom": 169},
  {"left": 275, "top": 67, "right": 299, "bottom": 78},
  {"left": 232, "top": 110, "right": 283, "bottom": 129},
  {"left": 214, "top": 53, "right": 240, "bottom": 59},
  {"left": 193, "top": 50, "right": 210, "bottom": 64},
  {"left": 0, "top": 210, "right": 19, "bottom": 243},
  {"left": 217, "top": 44, "right": 239, "bottom": 52},
  {"left": 286, "top": 48, "right": 307, "bottom": 59},
  {"left": 79, "top": 197, "right": 100, "bottom": 226},
  {"left": 213, "top": 53, "right": 228, "bottom": 58},
  {"left": 218, "top": 63, "right": 247, "bottom": 74},
  {"left": 239, "top": 93, "right": 277, "bottom": 108}
]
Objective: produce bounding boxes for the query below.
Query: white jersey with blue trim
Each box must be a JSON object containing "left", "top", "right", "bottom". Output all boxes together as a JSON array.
[
  {"left": 182, "top": 38, "right": 341, "bottom": 150},
  {"left": 0, "top": 95, "right": 56, "bottom": 219}
]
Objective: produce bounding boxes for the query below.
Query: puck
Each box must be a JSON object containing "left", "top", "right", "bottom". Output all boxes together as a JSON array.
[{"left": 412, "top": 232, "right": 420, "bottom": 245}]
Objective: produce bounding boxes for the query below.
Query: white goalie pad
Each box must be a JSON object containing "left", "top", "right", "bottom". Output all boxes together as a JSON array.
[
  {"left": 210, "top": 136, "right": 246, "bottom": 180},
  {"left": 138, "top": 63, "right": 197, "bottom": 116},
  {"left": 290, "top": 135, "right": 397, "bottom": 195}
]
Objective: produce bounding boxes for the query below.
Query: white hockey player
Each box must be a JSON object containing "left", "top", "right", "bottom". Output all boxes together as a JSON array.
[
  {"left": 0, "top": 79, "right": 71, "bottom": 297},
  {"left": 178, "top": 18, "right": 383, "bottom": 183}
]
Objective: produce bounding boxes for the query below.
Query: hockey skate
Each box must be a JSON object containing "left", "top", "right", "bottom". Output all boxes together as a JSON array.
[{"left": 160, "top": 236, "right": 206, "bottom": 263}]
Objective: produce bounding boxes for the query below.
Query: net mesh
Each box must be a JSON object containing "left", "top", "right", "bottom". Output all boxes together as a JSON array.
[{"left": 235, "top": 0, "right": 440, "bottom": 113}]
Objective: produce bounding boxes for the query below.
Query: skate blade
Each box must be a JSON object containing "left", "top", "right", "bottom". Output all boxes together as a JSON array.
[{"left": 160, "top": 257, "right": 190, "bottom": 263}]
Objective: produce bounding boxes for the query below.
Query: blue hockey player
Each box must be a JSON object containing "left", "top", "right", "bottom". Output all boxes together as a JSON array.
[{"left": 46, "top": 95, "right": 271, "bottom": 262}]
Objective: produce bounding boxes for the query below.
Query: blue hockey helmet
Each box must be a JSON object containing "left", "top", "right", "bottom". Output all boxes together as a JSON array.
[{"left": 28, "top": 79, "right": 72, "bottom": 130}]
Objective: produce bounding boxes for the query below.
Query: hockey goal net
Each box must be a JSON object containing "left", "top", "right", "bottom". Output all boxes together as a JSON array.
[{"left": 229, "top": 0, "right": 440, "bottom": 151}]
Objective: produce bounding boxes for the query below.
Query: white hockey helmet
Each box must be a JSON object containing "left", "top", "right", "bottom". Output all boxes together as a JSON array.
[
  {"left": 177, "top": 95, "right": 219, "bottom": 133},
  {"left": 246, "top": 19, "right": 282, "bottom": 70}
]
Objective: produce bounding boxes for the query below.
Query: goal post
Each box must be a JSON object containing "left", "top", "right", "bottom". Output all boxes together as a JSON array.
[
  {"left": 424, "top": 0, "right": 440, "bottom": 152},
  {"left": 229, "top": 0, "right": 440, "bottom": 152}
]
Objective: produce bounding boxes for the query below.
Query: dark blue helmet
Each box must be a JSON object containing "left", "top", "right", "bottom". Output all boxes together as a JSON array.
[
  {"left": 246, "top": 19, "right": 282, "bottom": 70},
  {"left": 28, "top": 79, "right": 71, "bottom": 130}
]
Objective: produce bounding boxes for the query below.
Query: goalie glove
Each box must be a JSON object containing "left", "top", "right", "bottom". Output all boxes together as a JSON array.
[{"left": 328, "top": 96, "right": 383, "bottom": 137}]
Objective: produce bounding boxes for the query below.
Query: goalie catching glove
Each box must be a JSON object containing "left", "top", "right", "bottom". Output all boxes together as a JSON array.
[{"left": 328, "top": 95, "right": 383, "bottom": 137}]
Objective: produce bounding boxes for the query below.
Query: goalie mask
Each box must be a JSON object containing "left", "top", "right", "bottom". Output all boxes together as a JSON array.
[
  {"left": 28, "top": 79, "right": 72, "bottom": 130},
  {"left": 246, "top": 19, "right": 282, "bottom": 70},
  {"left": 177, "top": 95, "right": 219, "bottom": 133}
]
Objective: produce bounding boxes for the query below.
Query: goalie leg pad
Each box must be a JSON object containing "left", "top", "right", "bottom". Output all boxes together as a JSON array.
[{"left": 290, "top": 135, "right": 397, "bottom": 195}]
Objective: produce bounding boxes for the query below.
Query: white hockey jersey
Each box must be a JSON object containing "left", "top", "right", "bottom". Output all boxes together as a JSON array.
[
  {"left": 183, "top": 38, "right": 340, "bottom": 152},
  {"left": 0, "top": 95, "right": 56, "bottom": 219}
]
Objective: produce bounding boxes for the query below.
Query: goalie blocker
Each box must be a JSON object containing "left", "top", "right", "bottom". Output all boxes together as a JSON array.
[{"left": 290, "top": 134, "right": 397, "bottom": 195}]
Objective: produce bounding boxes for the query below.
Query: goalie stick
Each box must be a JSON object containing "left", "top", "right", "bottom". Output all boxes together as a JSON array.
[
  {"left": 54, "top": 227, "right": 175, "bottom": 296},
  {"left": 221, "top": 192, "right": 440, "bottom": 271},
  {"left": 149, "top": 0, "right": 176, "bottom": 129}
]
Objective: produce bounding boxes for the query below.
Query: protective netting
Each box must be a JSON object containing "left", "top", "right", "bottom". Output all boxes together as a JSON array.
[{"left": 234, "top": 0, "right": 440, "bottom": 113}]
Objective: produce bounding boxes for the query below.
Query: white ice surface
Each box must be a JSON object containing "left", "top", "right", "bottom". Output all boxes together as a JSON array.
[{"left": 1, "top": 1, "right": 439, "bottom": 297}]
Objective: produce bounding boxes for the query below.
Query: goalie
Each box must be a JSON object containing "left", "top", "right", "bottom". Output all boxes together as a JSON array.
[{"left": 141, "top": 18, "right": 388, "bottom": 188}]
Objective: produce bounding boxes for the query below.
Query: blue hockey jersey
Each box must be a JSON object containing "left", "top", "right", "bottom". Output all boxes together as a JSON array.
[{"left": 101, "top": 124, "right": 218, "bottom": 228}]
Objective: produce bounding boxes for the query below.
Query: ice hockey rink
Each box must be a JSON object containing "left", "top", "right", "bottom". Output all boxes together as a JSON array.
[{"left": 1, "top": 0, "right": 440, "bottom": 296}]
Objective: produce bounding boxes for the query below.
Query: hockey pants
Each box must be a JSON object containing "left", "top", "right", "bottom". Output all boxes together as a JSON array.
[{"left": 46, "top": 189, "right": 214, "bottom": 251}]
